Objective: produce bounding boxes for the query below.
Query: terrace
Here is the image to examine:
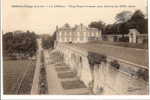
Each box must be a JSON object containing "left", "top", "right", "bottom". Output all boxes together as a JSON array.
[
  {"left": 54, "top": 42, "right": 149, "bottom": 94},
  {"left": 65, "top": 42, "right": 148, "bottom": 68}
]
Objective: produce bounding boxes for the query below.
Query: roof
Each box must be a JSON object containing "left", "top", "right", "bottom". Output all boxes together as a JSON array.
[
  {"left": 66, "top": 43, "right": 148, "bottom": 69},
  {"left": 58, "top": 24, "right": 99, "bottom": 33}
]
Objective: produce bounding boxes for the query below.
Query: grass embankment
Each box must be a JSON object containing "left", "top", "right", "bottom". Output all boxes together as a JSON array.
[
  {"left": 91, "top": 41, "right": 148, "bottom": 49},
  {"left": 3, "top": 59, "right": 36, "bottom": 94}
]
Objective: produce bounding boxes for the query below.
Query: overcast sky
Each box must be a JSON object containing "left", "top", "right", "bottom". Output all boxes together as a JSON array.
[{"left": 3, "top": 0, "right": 147, "bottom": 35}]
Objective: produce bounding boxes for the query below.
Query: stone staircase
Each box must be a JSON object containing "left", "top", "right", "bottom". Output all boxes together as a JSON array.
[
  {"left": 55, "top": 64, "right": 91, "bottom": 95},
  {"left": 46, "top": 50, "right": 91, "bottom": 95}
]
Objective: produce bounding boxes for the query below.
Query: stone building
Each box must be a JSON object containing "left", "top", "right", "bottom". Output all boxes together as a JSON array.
[{"left": 56, "top": 24, "right": 101, "bottom": 43}]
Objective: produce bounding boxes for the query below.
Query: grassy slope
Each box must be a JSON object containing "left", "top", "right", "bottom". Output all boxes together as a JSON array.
[{"left": 3, "top": 59, "right": 36, "bottom": 94}]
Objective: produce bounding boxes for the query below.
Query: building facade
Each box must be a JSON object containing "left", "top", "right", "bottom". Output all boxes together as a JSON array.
[{"left": 56, "top": 24, "right": 101, "bottom": 43}]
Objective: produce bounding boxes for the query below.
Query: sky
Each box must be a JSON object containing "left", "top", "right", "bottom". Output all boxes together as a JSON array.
[{"left": 3, "top": 0, "right": 147, "bottom": 35}]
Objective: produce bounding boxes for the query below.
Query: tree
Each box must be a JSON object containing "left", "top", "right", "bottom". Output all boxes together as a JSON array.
[
  {"left": 128, "top": 10, "right": 147, "bottom": 33},
  {"left": 63, "top": 23, "right": 70, "bottom": 28},
  {"left": 103, "top": 24, "right": 114, "bottom": 35},
  {"left": 3, "top": 31, "right": 38, "bottom": 57},
  {"left": 88, "top": 21, "right": 105, "bottom": 31},
  {"left": 41, "top": 34, "right": 54, "bottom": 49},
  {"left": 51, "top": 31, "right": 57, "bottom": 41},
  {"left": 131, "top": 10, "right": 144, "bottom": 20},
  {"left": 103, "top": 10, "right": 146, "bottom": 35},
  {"left": 119, "top": 22, "right": 129, "bottom": 36},
  {"left": 114, "top": 11, "right": 132, "bottom": 37},
  {"left": 115, "top": 11, "right": 132, "bottom": 23}
]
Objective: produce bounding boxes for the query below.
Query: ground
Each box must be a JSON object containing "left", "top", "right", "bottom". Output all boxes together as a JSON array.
[{"left": 3, "top": 59, "right": 36, "bottom": 94}]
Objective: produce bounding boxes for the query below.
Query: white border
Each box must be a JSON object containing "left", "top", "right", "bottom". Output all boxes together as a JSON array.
[
  {"left": 1, "top": 95, "right": 150, "bottom": 99},
  {"left": 1, "top": 0, "right": 150, "bottom": 99},
  {"left": 1, "top": 0, "right": 4, "bottom": 96},
  {"left": 148, "top": 0, "right": 150, "bottom": 98}
]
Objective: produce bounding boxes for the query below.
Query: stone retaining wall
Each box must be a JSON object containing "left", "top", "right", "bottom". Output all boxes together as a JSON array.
[{"left": 55, "top": 44, "right": 148, "bottom": 95}]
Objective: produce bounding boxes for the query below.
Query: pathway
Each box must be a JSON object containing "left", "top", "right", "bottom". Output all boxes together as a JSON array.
[{"left": 44, "top": 50, "right": 91, "bottom": 95}]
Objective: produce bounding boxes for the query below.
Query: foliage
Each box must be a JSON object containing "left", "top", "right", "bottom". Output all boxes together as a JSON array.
[
  {"left": 135, "top": 69, "right": 148, "bottom": 81},
  {"left": 88, "top": 52, "right": 107, "bottom": 65},
  {"left": 88, "top": 20, "right": 106, "bottom": 31},
  {"left": 127, "top": 10, "right": 148, "bottom": 33},
  {"left": 110, "top": 60, "right": 120, "bottom": 69},
  {"left": 115, "top": 11, "right": 132, "bottom": 23},
  {"left": 103, "top": 10, "right": 148, "bottom": 36},
  {"left": 3, "top": 30, "right": 38, "bottom": 57},
  {"left": 64, "top": 23, "right": 70, "bottom": 28},
  {"left": 41, "top": 34, "right": 54, "bottom": 49},
  {"left": 52, "top": 31, "right": 57, "bottom": 41}
]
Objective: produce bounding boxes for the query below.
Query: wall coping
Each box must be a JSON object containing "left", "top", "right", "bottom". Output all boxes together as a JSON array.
[{"left": 57, "top": 43, "right": 148, "bottom": 70}]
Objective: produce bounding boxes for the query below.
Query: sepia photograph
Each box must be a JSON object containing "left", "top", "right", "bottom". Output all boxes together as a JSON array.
[{"left": 1, "top": 0, "right": 149, "bottom": 98}]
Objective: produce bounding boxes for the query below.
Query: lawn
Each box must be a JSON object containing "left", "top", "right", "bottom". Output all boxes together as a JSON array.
[
  {"left": 3, "top": 59, "right": 36, "bottom": 94},
  {"left": 91, "top": 40, "right": 148, "bottom": 49}
]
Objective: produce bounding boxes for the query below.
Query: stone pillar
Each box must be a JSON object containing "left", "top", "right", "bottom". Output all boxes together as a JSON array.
[
  {"left": 128, "top": 29, "right": 140, "bottom": 43},
  {"left": 80, "top": 56, "right": 92, "bottom": 87},
  {"left": 92, "top": 64, "right": 103, "bottom": 94},
  {"left": 77, "top": 32, "right": 80, "bottom": 43},
  {"left": 58, "top": 32, "right": 61, "bottom": 42},
  {"left": 77, "top": 57, "right": 83, "bottom": 78}
]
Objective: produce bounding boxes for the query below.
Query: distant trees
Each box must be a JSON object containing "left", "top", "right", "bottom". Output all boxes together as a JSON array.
[
  {"left": 52, "top": 31, "right": 57, "bottom": 41},
  {"left": 103, "top": 10, "right": 148, "bottom": 35},
  {"left": 63, "top": 23, "right": 71, "bottom": 28},
  {"left": 3, "top": 30, "right": 38, "bottom": 57},
  {"left": 88, "top": 21, "right": 106, "bottom": 32},
  {"left": 41, "top": 34, "right": 55, "bottom": 49},
  {"left": 87, "top": 10, "right": 147, "bottom": 43},
  {"left": 127, "top": 10, "right": 148, "bottom": 33},
  {"left": 113, "top": 11, "right": 132, "bottom": 36},
  {"left": 115, "top": 11, "right": 132, "bottom": 23}
]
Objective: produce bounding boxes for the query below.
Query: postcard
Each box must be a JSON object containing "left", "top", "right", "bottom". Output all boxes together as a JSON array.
[{"left": 1, "top": 0, "right": 149, "bottom": 99}]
